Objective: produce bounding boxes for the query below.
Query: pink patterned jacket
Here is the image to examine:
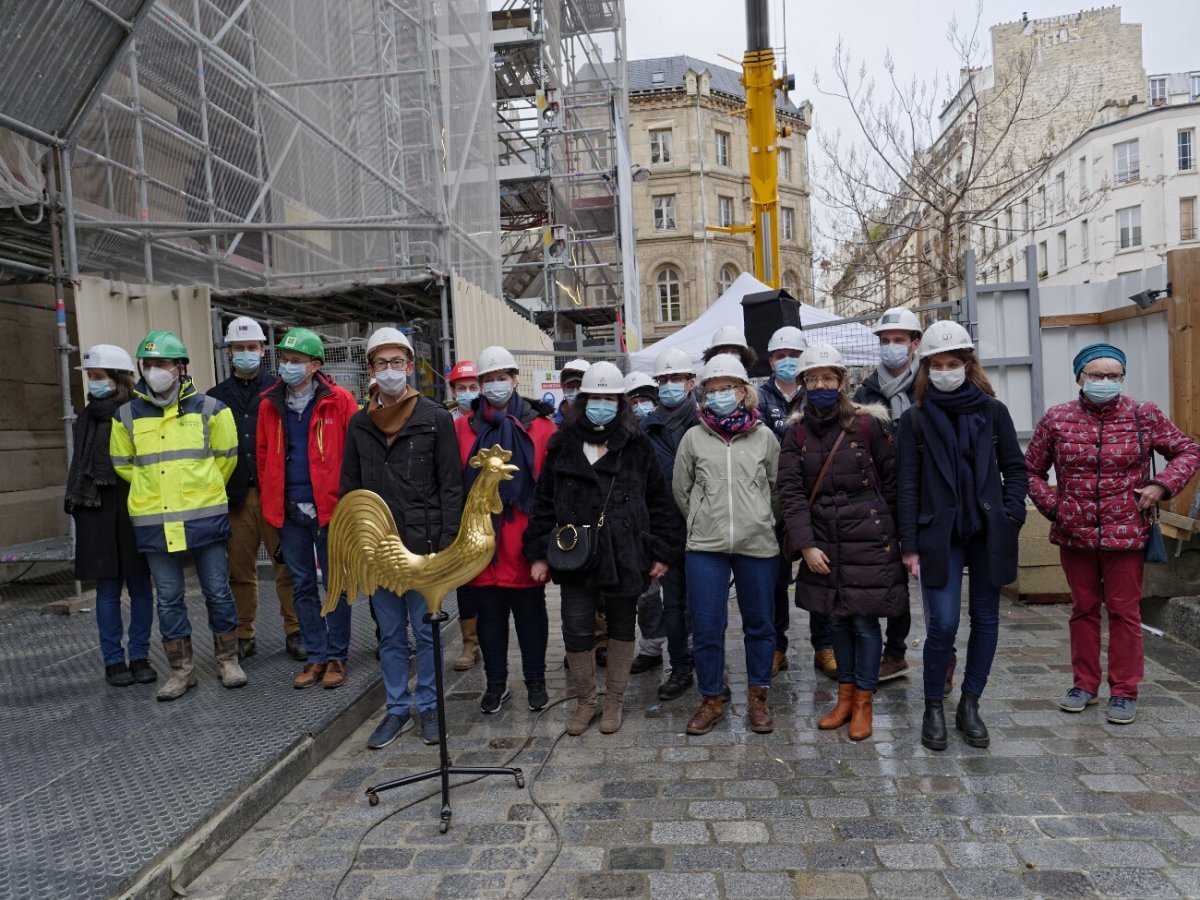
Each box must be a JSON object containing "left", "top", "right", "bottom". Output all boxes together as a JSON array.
[{"left": 1025, "top": 394, "right": 1200, "bottom": 550}]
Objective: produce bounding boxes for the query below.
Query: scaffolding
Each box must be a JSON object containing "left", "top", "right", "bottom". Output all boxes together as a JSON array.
[{"left": 491, "top": 0, "right": 630, "bottom": 352}]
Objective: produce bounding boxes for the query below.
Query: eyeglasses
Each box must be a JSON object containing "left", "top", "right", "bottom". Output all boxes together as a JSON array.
[
  {"left": 803, "top": 375, "right": 840, "bottom": 388},
  {"left": 371, "top": 357, "right": 409, "bottom": 371},
  {"left": 1081, "top": 371, "right": 1124, "bottom": 383},
  {"left": 654, "top": 375, "right": 690, "bottom": 386}
]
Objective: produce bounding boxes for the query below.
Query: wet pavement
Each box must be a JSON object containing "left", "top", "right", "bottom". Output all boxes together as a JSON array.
[{"left": 182, "top": 586, "right": 1200, "bottom": 899}]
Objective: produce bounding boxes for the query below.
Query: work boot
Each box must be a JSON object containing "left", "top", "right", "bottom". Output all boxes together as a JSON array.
[
  {"left": 747, "top": 685, "right": 774, "bottom": 733},
  {"left": 818, "top": 683, "right": 856, "bottom": 730},
  {"left": 955, "top": 691, "right": 989, "bottom": 748},
  {"left": 600, "top": 640, "right": 636, "bottom": 734},
  {"left": 630, "top": 653, "right": 663, "bottom": 675},
  {"left": 771, "top": 649, "right": 789, "bottom": 676},
  {"left": 565, "top": 651, "right": 598, "bottom": 736},
  {"left": 105, "top": 662, "right": 135, "bottom": 687},
  {"left": 129, "top": 658, "right": 158, "bottom": 684},
  {"left": 813, "top": 647, "right": 837, "bottom": 679},
  {"left": 686, "top": 695, "right": 726, "bottom": 735},
  {"left": 214, "top": 633, "right": 249, "bottom": 688},
  {"left": 922, "top": 699, "right": 948, "bottom": 751},
  {"left": 658, "top": 669, "right": 694, "bottom": 701},
  {"left": 156, "top": 637, "right": 197, "bottom": 701},
  {"left": 878, "top": 653, "right": 910, "bottom": 682},
  {"left": 945, "top": 655, "right": 957, "bottom": 696},
  {"left": 285, "top": 631, "right": 306, "bottom": 661},
  {"left": 848, "top": 688, "right": 874, "bottom": 741},
  {"left": 453, "top": 617, "right": 481, "bottom": 671},
  {"left": 237, "top": 637, "right": 256, "bottom": 660}
]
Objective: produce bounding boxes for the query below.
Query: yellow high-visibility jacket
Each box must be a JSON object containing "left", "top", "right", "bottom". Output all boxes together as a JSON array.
[{"left": 110, "top": 377, "right": 238, "bottom": 554}]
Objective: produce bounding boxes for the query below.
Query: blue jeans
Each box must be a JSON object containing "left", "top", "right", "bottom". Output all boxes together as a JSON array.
[
  {"left": 808, "top": 610, "right": 833, "bottom": 651},
  {"left": 279, "top": 517, "right": 351, "bottom": 664},
  {"left": 830, "top": 614, "right": 883, "bottom": 692},
  {"left": 145, "top": 542, "right": 238, "bottom": 641},
  {"left": 686, "top": 551, "right": 778, "bottom": 694},
  {"left": 469, "top": 585, "right": 548, "bottom": 685},
  {"left": 372, "top": 589, "right": 437, "bottom": 716},
  {"left": 95, "top": 576, "right": 155, "bottom": 665},
  {"left": 921, "top": 535, "right": 1000, "bottom": 701},
  {"left": 659, "top": 566, "right": 693, "bottom": 675}
]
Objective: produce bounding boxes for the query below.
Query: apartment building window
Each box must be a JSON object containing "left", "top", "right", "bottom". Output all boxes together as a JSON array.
[
  {"left": 715, "top": 131, "right": 730, "bottom": 167},
  {"left": 1055, "top": 172, "right": 1066, "bottom": 213},
  {"left": 1036, "top": 186, "right": 1047, "bottom": 224},
  {"left": 1114, "top": 139, "right": 1140, "bottom": 184},
  {"left": 652, "top": 195, "right": 676, "bottom": 231},
  {"left": 781, "top": 206, "right": 795, "bottom": 241},
  {"left": 1078, "top": 155, "right": 1088, "bottom": 200},
  {"left": 1117, "top": 205, "right": 1142, "bottom": 250},
  {"left": 657, "top": 267, "right": 682, "bottom": 322},
  {"left": 1004, "top": 208, "right": 1014, "bottom": 241},
  {"left": 1180, "top": 129, "right": 1196, "bottom": 172},
  {"left": 1081, "top": 219, "right": 1089, "bottom": 261},
  {"left": 778, "top": 147, "right": 792, "bottom": 182},
  {"left": 717, "top": 265, "right": 737, "bottom": 298},
  {"left": 1150, "top": 76, "right": 1167, "bottom": 105},
  {"left": 718, "top": 195, "right": 734, "bottom": 227},
  {"left": 1020, "top": 198, "right": 1030, "bottom": 232},
  {"left": 1057, "top": 230, "right": 1068, "bottom": 270},
  {"left": 649, "top": 128, "right": 673, "bottom": 164},
  {"left": 1182, "top": 197, "right": 1197, "bottom": 241},
  {"left": 1037, "top": 241, "right": 1048, "bottom": 278}
]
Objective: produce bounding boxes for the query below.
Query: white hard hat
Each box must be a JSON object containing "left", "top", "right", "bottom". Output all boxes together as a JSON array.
[
  {"left": 700, "top": 353, "right": 749, "bottom": 385},
  {"left": 560, "top": 358, "right": 591, "bottom": 381},
  {"left": 224, "top": 316, "right": 267, "bottom": 343},
  {"left": 653, "top": 347, "right": 695, "bottom": 378},
  {"left": 579, "top": 361, "right": 624, "bottom": 394},
  {"left": 798, "top": 342, "right": 847, "bottom": 375},
  {"left": 872, "top": 307, "right": 922, "bottom": 334},
  {"left": 767, "top": 325, "right": 806, "bottom": 353},
  {"left": 78, "top": 343, "right": 135, "bottom": 373},
  {"left": 366, "top": 326, "right": 413, "bottom": 360},
  {"left": 476, "top": 345, "right": 519, "bottom": 376},
  {"left": 918, "top": 321, "right": 975, "bottom": 358},
  {"left": 623, "top": 371, "right": 657, "bottom": 395},
  {"left": 709, "top": 325, "right": 749, "bottom": 350}
]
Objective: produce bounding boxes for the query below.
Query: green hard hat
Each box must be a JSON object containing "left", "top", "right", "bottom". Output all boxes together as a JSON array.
[
  {"left": 136, "top": 330, "right": 189, "bottom": 363},
  {"left": 276, "top": 327, "right": 325, "bottom": 361}
]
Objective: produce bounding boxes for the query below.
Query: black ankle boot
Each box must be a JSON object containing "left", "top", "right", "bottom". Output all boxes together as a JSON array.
[
  {"left": 922, "top": 700, "right": 948, "bottom": 751},
  {"left": 956, "top": 691, "right": 990, "bottom": 748}
]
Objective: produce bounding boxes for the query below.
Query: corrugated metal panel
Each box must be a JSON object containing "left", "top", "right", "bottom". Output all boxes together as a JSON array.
[{"left": 450, "top": 270, "right": 551, "bottom": 362}]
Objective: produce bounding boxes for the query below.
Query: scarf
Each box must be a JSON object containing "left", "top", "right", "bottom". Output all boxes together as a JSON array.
[
  {"left": 658, "top": 393, "right": 699, "bottom": 447},
  {"left": 367, "top": 384, "right": 420, "bottom": 444},
  {"left": 572, "top": 410, "right": 624, "bottom": 446},
  {"left": 145, "top": 382, "right": 180, "bottom": 409},
  {"left": 700, "top": 404, "right": 761, "bottom": 443},
  {"left": 464, "top": 393, "right": 536, "bottom": 519},
  {"left": 922, "top": 383, "right": 991, "bottom": 541},
  {"left": 64, "top": 396, "right": 123, "bottom": 512},
  {"left": 875, "top": 362, "right": 918, "bottom": 421}
]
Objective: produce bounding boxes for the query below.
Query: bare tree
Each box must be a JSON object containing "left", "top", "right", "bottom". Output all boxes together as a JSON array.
[{"left": 814, "top": 6, "right": 1104, "bottom": 311}]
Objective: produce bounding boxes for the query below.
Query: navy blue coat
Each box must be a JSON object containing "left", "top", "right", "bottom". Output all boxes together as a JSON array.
[
  {"left": 895, "top": 397, "right": 1028, "bottom": 589},
  {"left": 643, "top": 402, "right": 699, "bottom": 488}
]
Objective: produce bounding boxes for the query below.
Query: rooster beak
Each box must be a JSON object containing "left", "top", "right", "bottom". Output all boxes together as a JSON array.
[{"left": 501, "top": 463, "right": 518, "bottom": 481}]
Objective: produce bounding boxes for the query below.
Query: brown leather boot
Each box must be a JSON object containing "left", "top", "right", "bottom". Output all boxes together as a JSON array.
[
  {"left": 600, "top": 640, "right": 635, "bottom": 734},
  {"left": 747, "top": 685, "right": 774, "bottom": 733},
  {"left": 848, "top": 687, "right": 874, "bottom": 741},
  {"left": 156, "top": 637, "right": 197, "bottom": 701},
  {"left": 818, "top": 683, "right": 856, "bottom": 730},
  {"left": 813, "top": 647, "right": 837, "bottom": 679},
  {"left": 771, "top": 649, "right": 789, "bottom": 676},
  {"left": 453, "top": 617, "right": 480, "bottom": 671},
  {"left": 213, "top": 632, "right": 248, "bottom": 688},
  {"left": 565, "top": 651, "right": 598, "bottom": 736},
  {"left": 686, "top": 695, "right": 726, "bottom": 735}
]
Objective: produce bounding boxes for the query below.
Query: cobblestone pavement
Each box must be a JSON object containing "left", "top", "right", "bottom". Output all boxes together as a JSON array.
[{"left": 185, "top": 588, "right": 1200, "bottom": 899}]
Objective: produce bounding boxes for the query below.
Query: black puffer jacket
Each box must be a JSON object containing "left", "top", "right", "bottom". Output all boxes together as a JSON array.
[
  {"left": 523, "top": 425, "right": 684, "bottom": 598},
  {"left": 758, "top": 376, "right": 804, "bottom": 443},
  {"left": 339, "top": 395, "right": 463, "bottom": 554},
  {"left": 208, "top": 367, "right": 276, "bottom": 508},
  {"left": 779, "top": 403, "right": 908, "bottom": 618}
]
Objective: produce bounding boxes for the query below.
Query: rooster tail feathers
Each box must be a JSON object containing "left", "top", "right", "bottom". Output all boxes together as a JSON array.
[{"left": 322, "top": 490, "right": 404, "bottom": 616}]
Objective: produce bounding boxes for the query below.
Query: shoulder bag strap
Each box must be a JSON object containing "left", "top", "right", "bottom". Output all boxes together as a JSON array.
[{"left": 808, "top": 430, "right": 847, "bottom": 506}]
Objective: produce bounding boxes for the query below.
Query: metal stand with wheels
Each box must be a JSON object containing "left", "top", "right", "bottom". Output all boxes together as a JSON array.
[{"left": 364, "top": 610, "right": 524, "bottom": 832}]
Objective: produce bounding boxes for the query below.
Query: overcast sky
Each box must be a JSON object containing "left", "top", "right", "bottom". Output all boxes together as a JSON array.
[{"left": 626, "top": 0, "right": 1199, "bottom": 278}]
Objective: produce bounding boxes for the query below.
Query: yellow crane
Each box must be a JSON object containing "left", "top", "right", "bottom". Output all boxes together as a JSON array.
[{"left": 707, "top": 0, "right": 794, "bottom": 289}]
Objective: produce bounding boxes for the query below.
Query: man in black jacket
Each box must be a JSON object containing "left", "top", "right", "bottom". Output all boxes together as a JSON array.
[
  {"left": 208, "top": 316, "right": 301, "bottom": 661},
  {"left": 341, "top": 327, "right": 464, "bottom": 749}
]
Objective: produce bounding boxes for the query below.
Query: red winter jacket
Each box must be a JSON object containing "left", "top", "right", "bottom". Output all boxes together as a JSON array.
[
  {"left": 257, "top": 372, "right": 359, "bottom": 529},
  {"left": 454, "top": 398, "right": 556, "bottom": 588},
  {"left": 1025, "top": 394, "right": 1200, "bottom": 550}
]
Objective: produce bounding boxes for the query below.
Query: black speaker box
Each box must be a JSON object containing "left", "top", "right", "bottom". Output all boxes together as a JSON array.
[{"left": 741, "top": 288, "right": 801, "bottom": 378}]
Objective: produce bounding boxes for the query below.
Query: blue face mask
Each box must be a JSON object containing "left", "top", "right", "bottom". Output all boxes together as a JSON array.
[
  {"left": 632, "top": 399, "right": 655, "bottom": 421},
  {"left": 482, "top": 380, "right": 514, "bottom": 407},
  {"left": 879, "top": 344, "right": 911, "bottom": 370},
  {"left": 807, "top": 388, "right": 841, "bottom": 411},
  {"left": 1082, "top": 380, "right": 1122, "bottom": 404},
  {"left": 705, "top": 389, "right": 739, "bottom": 417},
  {"left": 774, "top": 357, "right": 800, "bottom": 382},
  {"left": 658, "top": 382, "right": 688, "bottom": 408},
  {"left": 278, "top": 361, "right": 309, "bottom": 387},
  {"left": 586, "top": 398, "right": 619, "bottom": 426},
  {"left": 231, "top": 351, "right": 261, "bottom": 374},
  {"left": 88, "top": 380, "right": 114, "bottom": 399},
  {"left": 455, "top": 390, "right": 479, "bottom": 407}
]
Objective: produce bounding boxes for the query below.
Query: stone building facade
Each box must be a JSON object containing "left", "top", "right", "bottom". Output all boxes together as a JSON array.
[{"left": 627, "top": 57, "right": 812, "bottom": 344}]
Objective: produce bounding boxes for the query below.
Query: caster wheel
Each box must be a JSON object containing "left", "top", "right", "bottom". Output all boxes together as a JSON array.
[
  {"left": 515, "top": 775, "right": 525, "bottom": 789},
  {"left": 367, "top": 793, "right": 379, "bottom": 807},
  {"left": 439, "top": 821, "right": 449, "bottom": 834}
]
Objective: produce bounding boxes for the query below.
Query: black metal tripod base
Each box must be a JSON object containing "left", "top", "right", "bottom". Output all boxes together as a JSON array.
[{"left": 364, "top": 609, "right": 524, "bottom": 832}]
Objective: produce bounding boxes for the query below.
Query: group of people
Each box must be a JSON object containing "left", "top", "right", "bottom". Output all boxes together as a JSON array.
[{"left": 66, "top": 307, "right": 1200, "bottom": 752}]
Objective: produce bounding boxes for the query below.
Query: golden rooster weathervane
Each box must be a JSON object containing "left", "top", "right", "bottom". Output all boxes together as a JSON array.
[{"left": 323, "top": 444, "right": 518, "bottom": 616}]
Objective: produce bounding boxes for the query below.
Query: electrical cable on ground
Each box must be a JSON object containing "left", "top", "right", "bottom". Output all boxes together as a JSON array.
[{"left": 0, "top": 563, "right": 37, "bottom": 587}]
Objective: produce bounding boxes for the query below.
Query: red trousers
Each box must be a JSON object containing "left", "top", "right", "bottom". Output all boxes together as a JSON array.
[{"left": 1059, "top": 547, "right": 1145, "bottom": 699}]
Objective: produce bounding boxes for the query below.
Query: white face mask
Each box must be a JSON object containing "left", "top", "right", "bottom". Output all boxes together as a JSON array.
[
  {"left": 374, "top": 368, "right": 407, "bottom": 396},
  {"left": 144, "top": 366, "right": 177, "bottom": 394},
  {"left": 929, "top": 368, "right": 967, "bottom": 392}
]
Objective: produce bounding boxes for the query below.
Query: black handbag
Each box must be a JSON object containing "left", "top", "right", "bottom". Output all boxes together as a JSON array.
[
  {"left": 1134, "top": 407, "right": 1169, "bottom": 565},
  {"left": 546, "top": 453, "right": 619, "bottom": 574}
]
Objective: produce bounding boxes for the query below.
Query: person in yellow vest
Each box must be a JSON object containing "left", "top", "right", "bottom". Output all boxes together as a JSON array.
[{"left": 110, "top": 330, "right": 247, "bottom": 700}]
